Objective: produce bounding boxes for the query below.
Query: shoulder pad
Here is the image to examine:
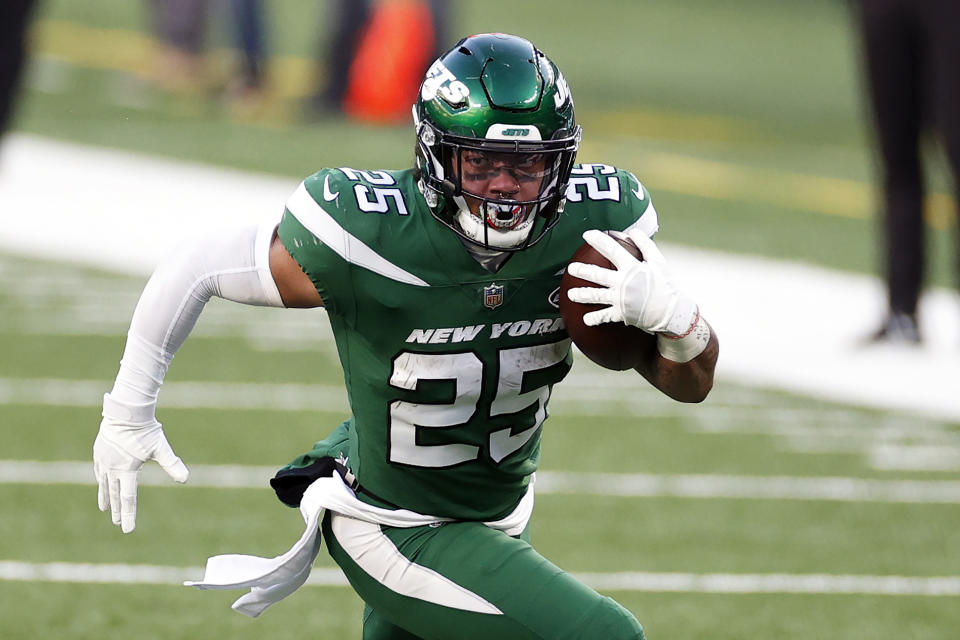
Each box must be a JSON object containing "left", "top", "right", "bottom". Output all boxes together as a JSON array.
[
  {"left": 303, "top": 167, "right": 412, "bottom": 217},
  {"left": 570, "top": 162, "right": 619, "bottom": 177},
  {"left": 562, "top": 164, "right": 656, "bottom": 233},
  {"left": 565, "top": 163, "right": 649, "bottom": 207},
  {"left": 290, "top": 168, "right": 421, "bottom": 252},
  {"left": 303, "top": 168, "right": 349, "bottom": 211}
]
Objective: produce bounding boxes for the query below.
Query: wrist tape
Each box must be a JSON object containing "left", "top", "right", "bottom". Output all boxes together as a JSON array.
[{"left": 657, "top": 310, "right": 710, "bottom": 363}]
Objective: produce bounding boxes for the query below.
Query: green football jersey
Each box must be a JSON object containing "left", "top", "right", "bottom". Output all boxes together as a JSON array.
[{"left": 277, "top": 162, "right": 656, "bottom": 520}]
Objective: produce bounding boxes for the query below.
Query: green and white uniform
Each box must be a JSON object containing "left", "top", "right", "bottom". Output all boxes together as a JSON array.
[{"left": 277, "top": 162, "right": 655, "bottom": 640}]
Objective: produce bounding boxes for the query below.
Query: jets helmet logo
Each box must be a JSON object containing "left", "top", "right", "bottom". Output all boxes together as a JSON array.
[
  {"left": 421, "top": 61, "right": 470, "bottom": 104},
  {"left": 483, "top": 283, "right": 504, "bottom": 309}
]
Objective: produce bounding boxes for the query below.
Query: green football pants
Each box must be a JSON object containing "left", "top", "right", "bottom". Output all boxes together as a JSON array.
[{"left": 321, "top": 511, "right": 645, "bottom": 640}]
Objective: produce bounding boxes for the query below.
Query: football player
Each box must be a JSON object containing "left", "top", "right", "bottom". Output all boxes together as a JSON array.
[{"left": 94, "top": 33, "right": 718, "bottom": 640}]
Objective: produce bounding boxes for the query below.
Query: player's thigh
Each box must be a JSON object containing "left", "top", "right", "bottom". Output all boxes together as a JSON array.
[
  {"left": 322, "top": 512, "right": 644, "bottom": 640},
  {"left": 361, "top": 604, "right": 423, "bottom": 640}
]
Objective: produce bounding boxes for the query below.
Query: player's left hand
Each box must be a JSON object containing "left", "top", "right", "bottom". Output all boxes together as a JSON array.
[{"left": 566, "top": 228, "right": 698, "bottom": 335}]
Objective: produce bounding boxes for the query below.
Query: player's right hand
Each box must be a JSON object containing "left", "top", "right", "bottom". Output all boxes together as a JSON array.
[
  {"left": 567, "top": 229, "right": 698, "bottom": 335},
  {"left": 94, "top": 400, "right": 189, "bottom": 533}
]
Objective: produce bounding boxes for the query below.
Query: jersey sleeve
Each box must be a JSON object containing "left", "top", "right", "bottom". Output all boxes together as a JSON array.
[
  {"left": 276, "top": 168, "right": 355, "bottom": 317},
  {"left": 564, "top": 163, "right": 659, "bottom": 237},
  {"left": 619, "top": 170, "right": 659, "bottom": 238}
]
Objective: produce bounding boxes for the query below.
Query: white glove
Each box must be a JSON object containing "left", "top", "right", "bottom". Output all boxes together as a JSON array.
[
  {"left": 94, "top": 395, "right": 189, "bottom": 533},
  {"left": 566, "top": 228, "right": 698, "bottom": 335}
]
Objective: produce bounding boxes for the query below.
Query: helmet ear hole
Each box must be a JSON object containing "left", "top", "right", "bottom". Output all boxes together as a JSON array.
[{"left": 419, "top": 126, "right": 436, "bottom": 147}]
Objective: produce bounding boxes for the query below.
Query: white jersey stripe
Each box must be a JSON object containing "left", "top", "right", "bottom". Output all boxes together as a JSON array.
[
  {"left": 330, "top": 513, "right": 503, "bottom": 615},
  {"left": 285, "top": 182, "right": 430, "bottom": 287},
  {"left": 625, "top": 201, "right": 659, "bottom": 238}
]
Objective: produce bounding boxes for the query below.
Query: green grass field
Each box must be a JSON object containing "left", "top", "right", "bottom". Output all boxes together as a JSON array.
[
  {"left": 2, "top": 251, "right": 959, "bottom": 639},
  {"left": 3, "top": 1, "right": 960, "bottom": 638}
]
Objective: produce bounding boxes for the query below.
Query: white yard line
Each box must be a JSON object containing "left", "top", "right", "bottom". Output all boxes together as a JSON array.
[
  {"left": 572, "top": 571, "right": 960, "bottom": 596},
  {"left": 538, "top": 470, "right": 960, "bottom": 504},
  {"left": 1, "top": 560, "right": 956, "bottom": 596},
  {"left": 0, "top": 376, "right": 949, "bottom": 425},
  {"left": 0, "top": 376, "right": 818, "bottom": 417},
  {"left": 1, "top": 134, "right": 959, "bottom": 421},
  {"left": 0, "top": 377, "right": 350, "bottom": 412},
  {"left": 4, "top": 460, "right": 960, "bottom": 504},
  {"left": 7, "top": 377, "right": 958, "bottom": 471},
  {"left": 0, "top": 561, "right": 347, "bottom": 588}
]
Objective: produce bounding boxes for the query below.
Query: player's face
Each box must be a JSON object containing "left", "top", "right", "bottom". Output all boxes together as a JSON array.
[{"left": 456, "top": 150, "right": 548, "bottom": 229}]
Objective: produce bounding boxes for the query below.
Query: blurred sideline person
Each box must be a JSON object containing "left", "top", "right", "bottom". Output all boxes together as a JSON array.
[
  {"left": 305, "top": 0, "right": 449, "bottom": 119},
  {"left": 304, "top": 0, "right": 369, "bottom": 115},
  {"left": 93, "top": 33, "right": 718, "bottom": 639},
  {"left": 0, "top": 0, "right": 38, "bottom": 137},
  {"left": 852, "top": 0, "right": 960, "bottom": 344},
  {"left": 147, "top": 0, "right": 267, "bottom": 106},
  {"left": 148, "top": 0, "right": 208, "bottom": 93},
  {"left": 227, "top": 0, "right": 268, "bottom": 107}
]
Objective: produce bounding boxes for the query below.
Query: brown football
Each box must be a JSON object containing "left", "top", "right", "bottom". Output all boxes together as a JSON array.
[{"left": 558, "top": 232, "right": 656, "bottom": 370}]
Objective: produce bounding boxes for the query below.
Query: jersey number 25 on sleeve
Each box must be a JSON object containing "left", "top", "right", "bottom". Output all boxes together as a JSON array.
[
  {"left": 565, "top": 163, "right": 620, "bottom": 203},
  {"left": 340, "top": 168, "right": 409, "bottom": 215}
]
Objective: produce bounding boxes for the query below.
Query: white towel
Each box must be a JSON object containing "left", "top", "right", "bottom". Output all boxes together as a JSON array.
[{"left": 185, "top": 473, "right": 535, "bottom": 617}]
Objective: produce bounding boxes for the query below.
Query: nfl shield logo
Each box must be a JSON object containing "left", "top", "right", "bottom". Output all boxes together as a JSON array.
[{"left": 483, "top": 283, "right": 504, "bottom": 309}]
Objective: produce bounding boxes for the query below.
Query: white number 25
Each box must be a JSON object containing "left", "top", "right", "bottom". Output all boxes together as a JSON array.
[{"left": 388, "top": 341, "right": 570, "bottom": 468}]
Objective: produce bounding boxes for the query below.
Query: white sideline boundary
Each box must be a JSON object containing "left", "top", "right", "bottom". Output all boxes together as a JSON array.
[
  {"left": 5, "top": 460, "right": 960, "bottom": 504},
  {"left": 1, "top": 561, "right": 957, "bottom": 596}
]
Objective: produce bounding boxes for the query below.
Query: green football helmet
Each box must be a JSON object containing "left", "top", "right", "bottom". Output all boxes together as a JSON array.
[{"left": 413, "top": 33, "right": 582, "bottom": 251}]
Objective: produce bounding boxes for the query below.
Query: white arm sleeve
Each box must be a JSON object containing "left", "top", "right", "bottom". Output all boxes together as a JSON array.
[{"left": 104, "top": 219, "right": 284, "bottom": 423}]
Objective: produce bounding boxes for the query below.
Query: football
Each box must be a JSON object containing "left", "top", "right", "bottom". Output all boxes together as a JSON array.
[{"left": 558, "top": 232, "right": 656, "bottom": 370}]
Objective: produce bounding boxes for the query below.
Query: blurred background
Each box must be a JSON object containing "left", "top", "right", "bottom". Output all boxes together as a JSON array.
[
  {"left": 1, "top": 1, "right": 958, "bottom": 639},
  {"left": 5, "top": 0, "right": 958, "bottom": 274}
]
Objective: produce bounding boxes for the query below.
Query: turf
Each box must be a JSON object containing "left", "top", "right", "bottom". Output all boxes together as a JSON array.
[{"left": 1, "top": 251, "right": 959, "bottom": 639}]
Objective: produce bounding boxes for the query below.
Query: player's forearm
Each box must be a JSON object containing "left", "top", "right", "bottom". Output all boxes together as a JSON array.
[
  {"left": 105, "top": 221, "right": 283, "bottom": 420},
  {"left": 635, "top": 320, "right": 718, "bottom": 403}
]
